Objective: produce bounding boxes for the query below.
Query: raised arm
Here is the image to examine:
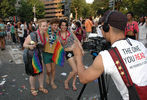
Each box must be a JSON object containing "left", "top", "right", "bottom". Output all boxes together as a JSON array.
[{"left": 73, "top": 42, "right": 104, "bottom": 84}]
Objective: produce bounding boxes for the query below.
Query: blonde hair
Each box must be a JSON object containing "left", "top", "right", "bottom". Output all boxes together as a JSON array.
[{"left": 37, "top": 19, "right": 47, "bottom": 27}]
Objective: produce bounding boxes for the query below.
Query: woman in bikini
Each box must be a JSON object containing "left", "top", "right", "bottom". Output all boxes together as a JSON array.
[
  {"left": 23, "top": 19, "right": 48, "bottom": 96},
  {"left": 58, "top": 19, "right": 84, "bottom": 91}
]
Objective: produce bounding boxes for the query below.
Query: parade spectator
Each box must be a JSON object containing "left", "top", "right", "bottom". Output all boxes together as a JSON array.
[
  {"left": 125, "top": 12, "right": 139, "bottom": 40},
  {"left": 138, "top": 16, "right": 147, "bottom": 40},
  {"left": 10, "top": 23, "right": 16, "bottom": 43},
  {"left": 0, "top": 18, "right": 6, "bottom": 50},
  {"left": 28, "top": 21, "right": 34, "bottom": 34},
  {"left": 6, "top": 22, "right": 11, "bottom": 41},
  {"left": 70, "top": 20, "right": 76, "bottom": 33},
  {"left": 73, "top": 10, "right": 147, "bottom": 100},
  {"left": 85, "top": 16, "right": 93, "bottom": 39},
  {"left": 58, "top": 19, "right": 84, "bottom": 91},
  {"left": 23, "top": 21, "right": 28, "bottom": 39},
  {"left": 74, "top": 21, "right": 83, "bottom": 42},
  {"left": 17, "top": 22, "right": 24, "bottom": 50},
  {"left": 23, "top": 19, "right": 48, "bottom": 96},
  {"left": 96, "top": 18, "right": 103, "bottom": 37},
  {"left": 42, "top": 19, "right": 59, "bottom": 89}
]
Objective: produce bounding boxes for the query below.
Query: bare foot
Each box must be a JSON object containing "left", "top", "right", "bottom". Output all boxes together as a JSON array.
[
  {"left": 72, "top": 84, "right": 77, "bottom": 91},
  {"left": 64, "top": 80, "right": 69, "bottom": 90}
]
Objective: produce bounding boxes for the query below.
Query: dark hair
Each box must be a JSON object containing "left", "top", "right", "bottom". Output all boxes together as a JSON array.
[
  {"left": 59, "top": 19, "right": 68, "bottom": 28},
  {"left": 0, "top": 18, "right": 3, "bottom": 23},
  {"left": 50, "top": 18, "right": 59, "bottom": 25},
  {"left": 127, "top": 12, "right": 134, "bottom": 17},
  {"left": 75, "top": 21, "right": 81, "bottom": 28}
]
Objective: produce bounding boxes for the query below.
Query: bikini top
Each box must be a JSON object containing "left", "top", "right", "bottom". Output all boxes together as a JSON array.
[{"left": 59, "top": 31, "right": 75, "bottom": 48}]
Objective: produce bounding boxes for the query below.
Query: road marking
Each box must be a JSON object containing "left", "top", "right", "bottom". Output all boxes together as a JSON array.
[{"left": 8, "top": 45, "right": 24, "bottom": 64}]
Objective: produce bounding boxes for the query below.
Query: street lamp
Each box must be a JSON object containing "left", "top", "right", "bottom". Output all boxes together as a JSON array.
[{"left": 33, "top": 5, "right": 37, "bottom": 22}]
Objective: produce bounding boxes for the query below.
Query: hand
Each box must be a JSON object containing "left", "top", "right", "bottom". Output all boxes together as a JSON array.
[
  {"left": 73, "top": 41, "right": 83, "bottom": 57},
  {"left": 29, "top": 44, "right": 36, "bottom": 50}
]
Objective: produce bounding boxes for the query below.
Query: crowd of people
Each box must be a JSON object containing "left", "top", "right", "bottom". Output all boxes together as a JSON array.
[{"left": 0, "top": 10, "right": 147, "bottom": 100}]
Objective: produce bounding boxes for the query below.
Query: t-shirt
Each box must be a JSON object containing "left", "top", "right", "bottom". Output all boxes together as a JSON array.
[
  {"left": 11, "top": 25, "right": 15, "bottom": 34},
  {"left": 85, "top": 19, "right": 93, "bottom": 33},
  {"left": 44, "top": 32, "right": 57, "bottom": 53},
  {"left": 125, "top": 21, "right": 139, "bottom": 36},
  {"left": 96, "top": 25, "right": 103, "bottom": 37},
  {"left": 139, "top": 22, "right": 147, "bottom": 40},
  {"left": 100, "top": 38, "right": 147, "bottom": 100}
]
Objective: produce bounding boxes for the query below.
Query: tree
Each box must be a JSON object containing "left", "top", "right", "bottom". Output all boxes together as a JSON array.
[
  {"left": 91, "top": 0, "right": 109, "bottom": 17},
  {"left": 0, "top": 0, "right": 16, "bottom": 19},
  {"left": 71, "top": 0, "right": 88, "bottom": 20},
  {"left": 17, "top": 0, "right": 45, "bottom": 22}
]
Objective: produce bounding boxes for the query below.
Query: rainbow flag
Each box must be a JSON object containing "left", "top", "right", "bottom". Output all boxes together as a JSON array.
[
  {"left": 32, "top": 50, "right": 43, "bottom": 74},
  {"left": 52, "top": 41, "right": 65, "bottom": 66}
]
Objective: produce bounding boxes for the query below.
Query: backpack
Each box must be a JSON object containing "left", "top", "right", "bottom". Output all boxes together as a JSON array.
[
  {"left": 109, "top": 47, "right": 147, "bottom": 100},
  {"left": 23, "top": 32, "right": 43, "bottom": 76}
]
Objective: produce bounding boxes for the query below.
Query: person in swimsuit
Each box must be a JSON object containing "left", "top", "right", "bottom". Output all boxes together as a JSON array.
[{"left": 58, "top": 19, "right": 84, "bottom": 91}]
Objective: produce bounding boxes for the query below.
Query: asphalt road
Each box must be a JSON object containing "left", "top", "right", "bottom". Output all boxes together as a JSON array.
[{"left": 0, "top": 41, "right": 122, "bottom": 100}]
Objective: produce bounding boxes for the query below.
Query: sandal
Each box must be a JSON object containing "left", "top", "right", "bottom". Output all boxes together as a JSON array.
[
  {"left": 39, "top": 87, "right": 48, "bottom": 94},
  {"left": 30, "top": 88, "right": 38, "bottom": 96},
  {"left": 64, "top": 81, "right": 69, "bottom": 90},
  {"left": 51, "top": 83, "right": 57, "bottom": 89}
]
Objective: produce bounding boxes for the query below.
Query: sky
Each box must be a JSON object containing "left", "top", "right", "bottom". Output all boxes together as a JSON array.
[{"left": 86, "top": 0, "right": 94, "bottom": 4}]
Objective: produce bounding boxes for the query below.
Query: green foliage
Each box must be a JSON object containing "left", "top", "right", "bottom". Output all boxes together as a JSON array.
[
  {"left": 17, "top": 0, "right": 45, "bottom": 22},
  {"left": 0, "top": 0, "right": 16, "bottom": 18},
  {"left": 91, "top": 0, "right": 109, "bottom": 16},
  {"left": 71, "top": 0, "right": 88, "bottom": 19},
  {"left": 120, "top": 0, "right": 147, "bottom": 17}
]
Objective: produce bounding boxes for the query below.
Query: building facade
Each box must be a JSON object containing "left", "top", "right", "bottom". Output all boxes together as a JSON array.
[{"left": 41, "top": 0, "right": 66, "bottom": 21}]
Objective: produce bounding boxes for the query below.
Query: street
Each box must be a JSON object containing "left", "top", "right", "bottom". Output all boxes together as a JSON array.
[{"left": 0, "top": 41, "right": 122, "bottom": 100}]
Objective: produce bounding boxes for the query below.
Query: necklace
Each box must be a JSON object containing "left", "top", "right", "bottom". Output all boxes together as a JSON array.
[
  {"left": 47, "top": 26, "right": 57, "bottom": 45},
  {"left": 37, "top": 29, "right": 46, "bottom": 45},
  {"left": 59, "top": 31, "right": 70, "bottom": 44}
]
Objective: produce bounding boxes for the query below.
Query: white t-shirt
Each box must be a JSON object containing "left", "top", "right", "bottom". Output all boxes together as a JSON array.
[
  {"left": 96, "top": 25, "right": 103, "bottom": 37},
  {"left": 20, "top": 24, "right": 24, "bottom": 35},
  {"left": 17, "top": 28, "right": 23, "bottom": 37},
  {"left": 100, "top": 38, "right": 147, "bottom": 100},
  {"left": 139, "top": 22, "right": 147, "bottom": 40}
]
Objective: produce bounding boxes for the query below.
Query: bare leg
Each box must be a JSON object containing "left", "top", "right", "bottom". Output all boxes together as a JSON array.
[
  {"left": 29, "top": 76, "right": 36, "bottom": 89},
  {"left": 38, "top": 71, "right": 48, "bottom": 94},
  {"left": 50, "top": 62, "right": 57, "bottom": 89},
  {"left": 45, "top": 63, "right": 51, "bottom": 84},
  {"left": 64, "top": 57, "right": 77, "bottom": 90},
  {"left": 38, "top": 72, "right": 44, "bottom": 88},
  {"left": 29, "top": 76, "right": 38, "bottom": 96},
  {"left": 72, "top": 74, "right": 77, "bottom": 91},
  {"left": 1, "top": 37, "right": 5, "bottom": 49}
]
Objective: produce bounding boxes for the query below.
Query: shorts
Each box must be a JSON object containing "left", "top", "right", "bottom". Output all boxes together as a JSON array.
[
  {"left": 42, "top": 52, "right": 53, "bottom": 64},
  {"left": 65, "top": 51, "right": 74, "bottom": 60}
]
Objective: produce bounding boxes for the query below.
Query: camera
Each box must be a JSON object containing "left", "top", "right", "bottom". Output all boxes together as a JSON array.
[{"left": 82, "top": 36, "right": 111, "bottom": 58}]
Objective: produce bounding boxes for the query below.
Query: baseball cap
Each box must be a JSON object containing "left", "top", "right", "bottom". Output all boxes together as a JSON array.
[{"left": 102, "top": 10, "right": 127, "bottom": 31}]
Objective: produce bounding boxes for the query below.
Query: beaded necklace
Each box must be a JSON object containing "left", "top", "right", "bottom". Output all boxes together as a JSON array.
[
  {"left": 37, "top": 29, "right": 46, "bottom": 45},
  {"left": 59, "top": 31, "right": 70, "bottom": 45},
  {"left": 47, "top": 26, "right": 57, "bottom": 46}
]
